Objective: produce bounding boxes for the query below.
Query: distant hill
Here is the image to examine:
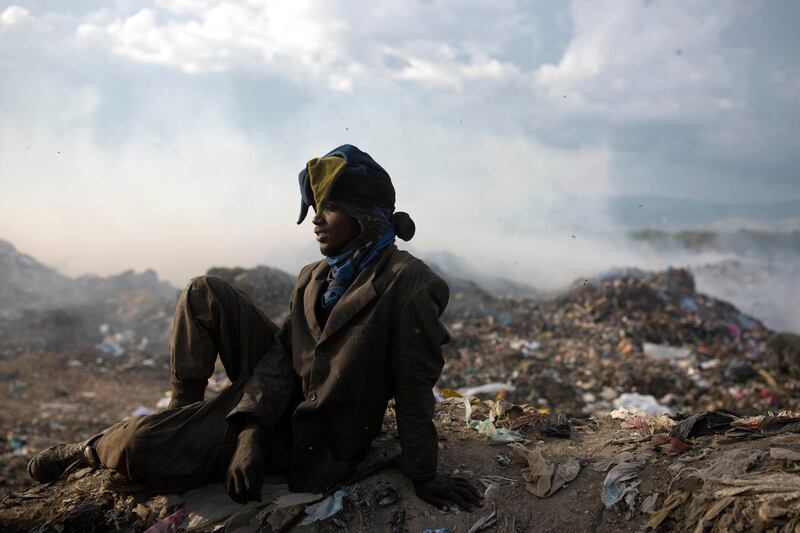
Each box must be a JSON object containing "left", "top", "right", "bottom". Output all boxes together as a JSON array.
[
  {"left": 608, "top": 195, "right": 800, "bottom": 230},
  {"left": 0, "top": 239, "right": 179, "bottom": 355},
  {"left": 628, "top": 228, "right": 800, "bottom": 258},
  {"left": 0, "top": 239, "right": 81, "bottom": 311},
  {"left": 0, "top": 239, "right": 177, "bottom": 313}
]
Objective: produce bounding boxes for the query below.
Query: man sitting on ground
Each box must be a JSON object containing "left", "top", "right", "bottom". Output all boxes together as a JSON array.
[{"left": 28, "top": 144, "right": 482, "bottom": 512}]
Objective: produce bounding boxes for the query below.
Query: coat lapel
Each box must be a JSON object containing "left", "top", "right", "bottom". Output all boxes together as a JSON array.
[
  {"left": 318, "top": 245, "right": 395, "bottom": 344},
  {"left": 303, "top": 260, "right": 327, "bottom": 341}
]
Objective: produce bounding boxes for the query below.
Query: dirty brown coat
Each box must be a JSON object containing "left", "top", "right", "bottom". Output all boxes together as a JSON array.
[{"left": 227, "top": 244, "right": 451, "bottom": 491}]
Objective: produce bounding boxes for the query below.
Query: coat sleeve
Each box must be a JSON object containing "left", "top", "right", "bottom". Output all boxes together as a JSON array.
[
  {"left": 226, "top": 307, "right": 296, "bottom": 434},
  {"left": 391, "top": 276, "right": 451, "bottom": 481}
]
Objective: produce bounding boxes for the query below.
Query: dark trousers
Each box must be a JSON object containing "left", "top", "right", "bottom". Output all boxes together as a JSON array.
[{"left": 93, "top": 275, "right": 288, "bottom": 492}]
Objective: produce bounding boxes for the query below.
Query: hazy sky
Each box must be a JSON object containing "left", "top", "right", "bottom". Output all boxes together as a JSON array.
[{"left": 1, "top": 0, "right": 799, "bottom": 286}]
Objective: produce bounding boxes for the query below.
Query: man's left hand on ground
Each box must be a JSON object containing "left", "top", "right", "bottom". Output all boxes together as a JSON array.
[
  {"left": 414, "top": 473, "right": 484, "bottom": 512},
  {"left": 226, "top": 419, "right": 266, "bottom": 503}
]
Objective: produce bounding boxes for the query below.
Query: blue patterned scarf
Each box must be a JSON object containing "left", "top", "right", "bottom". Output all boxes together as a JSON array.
[{"left": 322, "top": 227, "right": 396, "bottom": 309}]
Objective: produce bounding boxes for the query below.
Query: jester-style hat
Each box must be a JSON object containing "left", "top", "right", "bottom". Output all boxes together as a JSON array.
[{"left": 296, "top": 144, "right": 396, "bottom": 224}]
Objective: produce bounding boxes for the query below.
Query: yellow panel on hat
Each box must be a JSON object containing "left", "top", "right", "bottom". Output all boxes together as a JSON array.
[{"left": 306, "top": 155, "right": 347, "bottom": 212}]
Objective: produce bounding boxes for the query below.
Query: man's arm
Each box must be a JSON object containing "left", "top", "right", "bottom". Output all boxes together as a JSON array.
[
  {"left": 225, "top": 313, "right": 294, "bottom": 502},
  {"left": 390, "top": 276, "right": 482, "bottom": 511},
  {"left": 225, "top": 314, "right": 294, "bottom": 432}
]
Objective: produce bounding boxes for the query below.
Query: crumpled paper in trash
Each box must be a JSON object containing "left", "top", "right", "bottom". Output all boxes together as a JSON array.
[{"left": 510, "top": 443, "right": 580, "bottom": 498}]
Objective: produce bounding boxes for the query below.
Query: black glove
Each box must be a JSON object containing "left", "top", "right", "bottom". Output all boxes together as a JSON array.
[
  {"left": 226, "top": 419, "right": 266, "bottom": 503},
  {"left": 414, "top": 473, "right": 483, "bottom": 512}
]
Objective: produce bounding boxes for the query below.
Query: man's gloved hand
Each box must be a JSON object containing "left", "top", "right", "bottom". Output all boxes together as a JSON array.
[
  {"left": 414, "top": 472, "right": 483, "bottom": 512},
  {"left": 226, "top": 419, "right": 266, "bottom": 503}
]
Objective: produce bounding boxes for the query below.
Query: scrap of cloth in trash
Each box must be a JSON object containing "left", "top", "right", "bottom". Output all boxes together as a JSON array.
[{"left": 670, "top": 411, "right": 739, "bottom": 441}]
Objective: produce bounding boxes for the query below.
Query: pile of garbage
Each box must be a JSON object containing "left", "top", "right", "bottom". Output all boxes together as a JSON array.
[
  {"left": 0, "top": 274, "right": 177, "bottom": 361},
  {"left": 0, "top": 240, "right": 301, "bottom": 361},
  {"left": 438, "top": 268, "right": 799, "bottom": 417}
]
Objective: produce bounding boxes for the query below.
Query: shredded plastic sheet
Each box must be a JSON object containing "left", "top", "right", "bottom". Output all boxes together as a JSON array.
[
  {"left": 601, "top": 459, "right": 645, "bottom": 509},
  {"left": 473, "top": 419, "right": 524, "bottom": 444},
  {"left": 300, "top": 488, "right": 351, "bottom": 526},
  {"left": 463, "top": 398, "right": 524, "bottom": 444}
]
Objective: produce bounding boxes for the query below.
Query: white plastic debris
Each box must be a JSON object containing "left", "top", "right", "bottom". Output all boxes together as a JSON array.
[
  {"left": 131, "top": 406, "right": 156, "bottom": 417},
  {"left": 509, "top": 339, "right": 541, "bottom": 354},
  {"left": 458, "top": 383, "right": 516, "bottom": 397},
  {"left": 643, "top": 342, "right": 691, "bottom": 360},
  {"left": 156, "top": 395, "right": 172, "bottom": 409},
  {"left": 612, "top": 393, "right": 674, "bottom": 415}
]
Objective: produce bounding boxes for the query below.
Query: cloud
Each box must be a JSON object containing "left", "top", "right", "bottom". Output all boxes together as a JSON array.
[
  {"left": 76, "top": 1, "right": 354, "bottom": 87},
  {"left": 69, "top": 0, "right": 542, "bottom": 93},
  {"left": 0, "top": 5, "right": 29, "bottom": 26},
  {"left": 1, "top": 0, "right": 799, "bottom": 289}
]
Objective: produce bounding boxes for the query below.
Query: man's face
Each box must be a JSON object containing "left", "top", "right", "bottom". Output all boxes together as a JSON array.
[{"left": 312, "top": 203, "right": 360, "bottom": 256}]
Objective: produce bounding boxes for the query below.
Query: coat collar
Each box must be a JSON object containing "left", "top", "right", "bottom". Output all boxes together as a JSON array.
[{"left": 303, "top": 244, "right": 396, "bottom": 344}]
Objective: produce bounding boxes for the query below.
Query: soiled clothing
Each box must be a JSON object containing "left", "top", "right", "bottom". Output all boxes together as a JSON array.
[
  {"left": 278, "top": 244, "right": 450, "bottom": 490},
  {"left": 93, "top": 244, "right": 450, "bottom": 493},
  {"left": 94, "top": 276, "right": 295, "bottom": 493}
]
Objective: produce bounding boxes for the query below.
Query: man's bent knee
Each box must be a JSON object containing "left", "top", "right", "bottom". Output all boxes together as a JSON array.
[{"left": 185, "top": 275, "right": 236, "bottom": 302}]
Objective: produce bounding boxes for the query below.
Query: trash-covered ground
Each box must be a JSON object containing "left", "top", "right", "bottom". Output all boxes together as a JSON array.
[
  {"left": 0, "top": 349, "right": 169, "bottom": 498},
  {"left": 2, "top": 239, "right": 800, "bottom": 531},
  {"left": 2, "top": 399, "right": 799, "bottom": 532}
]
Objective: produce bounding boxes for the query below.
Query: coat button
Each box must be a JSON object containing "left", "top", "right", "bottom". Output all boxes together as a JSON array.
[{"left": 309, "top": 392, "right": 317, "bottom": 401}]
